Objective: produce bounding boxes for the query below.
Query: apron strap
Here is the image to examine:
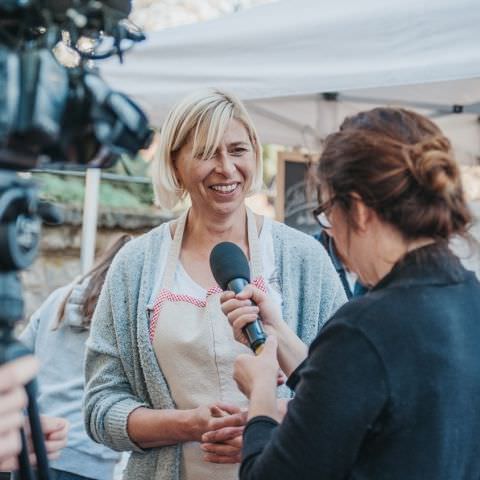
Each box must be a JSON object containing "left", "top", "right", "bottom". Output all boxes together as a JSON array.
[
  {"left": 162, "top": 209, "right": 189, "bottom": 289},
  {"left": 246, "top": 207, "right": 264, "bottom": 279},
  {"left": 162, "top": 207, "right": 263, "bottom": 290}
]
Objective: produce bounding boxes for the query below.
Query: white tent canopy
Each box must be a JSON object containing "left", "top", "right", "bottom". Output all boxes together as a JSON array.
[
  {"left": 101, "top": 0, "right": 480, "bottom": 160},
  {"left": 80, "top": 0, "right": 480, "bottom": 270}
]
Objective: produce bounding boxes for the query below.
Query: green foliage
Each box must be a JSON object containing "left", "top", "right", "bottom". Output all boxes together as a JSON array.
[
  {"left": 35, "top": 174, "right": 85, "bottom": 205},
  {"left": 33, "top": 170, "right": 154, "bottom": 210},
  {"left": 112, "top": 155, "right": 155, "bottom": 206}
]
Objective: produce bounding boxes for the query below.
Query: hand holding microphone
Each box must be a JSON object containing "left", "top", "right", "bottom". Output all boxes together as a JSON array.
[
  {"left": 210, "top": 242, "right": 283, "bottom": 353},
  {"left": 220, "top": 286, "right": 283, "bottom": 346},
  {"left": 212, "top": 241, "right": 309, "bottom": 379}
]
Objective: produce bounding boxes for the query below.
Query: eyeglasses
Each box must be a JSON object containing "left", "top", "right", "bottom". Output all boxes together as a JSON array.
[{"left": 312, "top": 197, "right": 337, "bottom": 230}]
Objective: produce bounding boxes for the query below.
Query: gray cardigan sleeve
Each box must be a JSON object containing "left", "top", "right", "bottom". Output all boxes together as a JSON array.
[{"left": 84, "top": 259, "right": 147, "bottom": 453}]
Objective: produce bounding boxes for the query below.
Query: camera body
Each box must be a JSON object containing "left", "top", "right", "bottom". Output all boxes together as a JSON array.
[
  {"left": 0, "top": 0, "right": 152, "bottom": 170},
  {"left": 0, "top": 7, "right": 150, "bottom": 474}
]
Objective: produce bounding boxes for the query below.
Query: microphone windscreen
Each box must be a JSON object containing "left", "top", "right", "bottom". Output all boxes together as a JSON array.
[{"left": 210, "top": 242, "right": 251, "bottom": 290}]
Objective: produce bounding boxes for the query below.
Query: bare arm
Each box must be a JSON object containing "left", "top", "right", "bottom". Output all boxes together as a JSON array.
[
  {"left": 273, "top": 321, "right": 307, "bottom": 378},
  {"left": 128, "top": 404, "right": 246, "bottom": 449},
  {"left": 221, "top": 287, "right": 307, "bottom": 377}
]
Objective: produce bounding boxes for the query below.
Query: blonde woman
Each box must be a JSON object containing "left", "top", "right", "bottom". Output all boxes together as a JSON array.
[{"left": 84, "top": 89, "right": 346, "bottom": 480}]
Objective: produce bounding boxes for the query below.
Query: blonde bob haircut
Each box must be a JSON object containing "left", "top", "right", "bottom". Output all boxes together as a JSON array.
[{"left": 153, "top": 88, "right": 263, "bottom": 210}]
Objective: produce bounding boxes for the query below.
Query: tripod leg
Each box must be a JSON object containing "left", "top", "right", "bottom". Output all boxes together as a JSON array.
[
  {"left": 24, "top": 380, "right": 51, "bottom": 480},
  {"left": 17, "top": 428, "right": 34, "bottom": 480}
]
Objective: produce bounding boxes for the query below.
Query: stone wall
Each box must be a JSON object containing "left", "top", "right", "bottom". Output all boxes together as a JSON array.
[{"left": 21, "top": 206, "right": 173, "bottom": 321}]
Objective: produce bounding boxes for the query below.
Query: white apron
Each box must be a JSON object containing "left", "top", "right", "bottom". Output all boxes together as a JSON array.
[{"left": 150, "top": 208, "right": 266, "bottom": 480}]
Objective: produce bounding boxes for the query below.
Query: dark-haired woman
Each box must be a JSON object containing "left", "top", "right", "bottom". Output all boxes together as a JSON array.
[
  {"left": 19, "top": 235, "right": 132, "bottom": 480},
  {"left": 215, "top": 108, "right": 480, "bottom": 479}
]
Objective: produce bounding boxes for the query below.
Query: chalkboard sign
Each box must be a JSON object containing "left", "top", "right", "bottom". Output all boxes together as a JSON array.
[{"left": 275, "top": 152, "right": 320, "bottom": 235}]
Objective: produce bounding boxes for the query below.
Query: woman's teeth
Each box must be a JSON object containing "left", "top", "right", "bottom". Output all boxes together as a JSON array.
[{"left": 211, "top": 183, "right": 238, "bottom": 193}]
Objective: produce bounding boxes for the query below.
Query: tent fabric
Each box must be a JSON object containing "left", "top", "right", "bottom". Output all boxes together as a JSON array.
[{"left": 101, "top": 0, "right": 480, "bottom": 154}]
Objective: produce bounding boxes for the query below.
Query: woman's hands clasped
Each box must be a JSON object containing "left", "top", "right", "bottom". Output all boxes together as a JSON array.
[
  {"left": 194, "top": 403, "right": 246, "bottom": 464},
  {"left": 191, "top": 403, "right": 245, "bottom": 442}
]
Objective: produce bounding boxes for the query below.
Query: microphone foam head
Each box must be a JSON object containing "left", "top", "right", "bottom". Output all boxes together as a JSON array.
[{"left": 209, "top": 242, "right": 251, "bottom": 290}]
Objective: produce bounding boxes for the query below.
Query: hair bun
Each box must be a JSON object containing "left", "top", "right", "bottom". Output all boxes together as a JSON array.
[{"left": 405, "top": 136, "right": 459, "bottom": 197}]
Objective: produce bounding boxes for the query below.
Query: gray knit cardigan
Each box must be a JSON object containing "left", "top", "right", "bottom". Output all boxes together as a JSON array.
[{"left": 84, "top": 220, "right": 346, "bottom": 480}]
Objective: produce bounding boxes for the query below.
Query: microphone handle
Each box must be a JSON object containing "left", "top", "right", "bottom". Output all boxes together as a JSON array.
[{"left": 227, "top": 278, "right": 267, "bottom": 353}]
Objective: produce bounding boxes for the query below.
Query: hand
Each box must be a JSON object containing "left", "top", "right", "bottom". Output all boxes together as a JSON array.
[
  {"left": 189, "top": 403, "right": 245, "bottom": 442},
  {"left": 0, "top": 356, "right": 38, "bottom": 466},
  {"left": 0, "top": 415, "right": 69, "bottom": 472},
  {"left": 220, "top": 285, "right": 282, "bottom": 346},
  {"left": 201, "top": 426, "right": 244, "bottom": 464},
  {"left": 39, "top": 416, "right": 69, "bottom": 461},
  {"left": 200, "top": 404, "right": 248, "bottom": 464},
  {"left": 201, "top": 398, "right": 289, "bottom": 464},
  {"left": 234, "top": 335, "right": 280, "bottom": 399}
]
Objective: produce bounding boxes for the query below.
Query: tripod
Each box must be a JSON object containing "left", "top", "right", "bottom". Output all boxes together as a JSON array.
[{"left": 0, "top": 171, "right": 59, "bottom": 480}]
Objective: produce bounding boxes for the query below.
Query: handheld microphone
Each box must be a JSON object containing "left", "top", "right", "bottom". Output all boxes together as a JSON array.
[{"left": 210, "top": 241, "right": 267, "bottom": 353}]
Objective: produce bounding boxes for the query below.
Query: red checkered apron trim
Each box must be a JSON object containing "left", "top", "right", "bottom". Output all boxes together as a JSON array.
[{"left": 149, "top": 276, "right": 268, "bottom": 342}]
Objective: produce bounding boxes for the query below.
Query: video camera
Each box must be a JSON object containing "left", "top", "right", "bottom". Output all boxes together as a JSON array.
[
  {"left": 0, "top": 3, "right": 152, "bottom": 478},
  {"left": 0, "top": 0, "right": 153, "bottom": 170}
]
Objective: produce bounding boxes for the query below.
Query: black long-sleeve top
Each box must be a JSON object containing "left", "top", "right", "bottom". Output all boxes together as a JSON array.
[{"left": 241, "top": 244, "right": 480, "bottom": 479}]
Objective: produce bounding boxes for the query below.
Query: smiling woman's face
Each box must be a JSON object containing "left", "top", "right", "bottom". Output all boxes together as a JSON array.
[{"left": 174, "top": 118, "right": 257, "bottom": 217}]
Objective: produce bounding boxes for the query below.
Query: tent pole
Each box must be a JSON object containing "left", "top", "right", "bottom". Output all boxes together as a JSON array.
[{"left": 80, "top": 168, "right": 101, "bottom": 274}]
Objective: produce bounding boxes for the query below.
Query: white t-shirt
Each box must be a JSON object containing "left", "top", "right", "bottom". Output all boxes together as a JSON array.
[
  {"left": 147, "top": 217, "right": 282, "bottom": 309},
  {"left": 344, "top": 269, "right": 360, "bottom": 294}
]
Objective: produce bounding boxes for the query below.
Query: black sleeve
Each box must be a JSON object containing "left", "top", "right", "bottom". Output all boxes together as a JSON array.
[
  {"left": 240, "top": 323, "right": 389, "bottom": 480},
  {"left": 286, "top": 358, "right": 307, "bottom": 391}
]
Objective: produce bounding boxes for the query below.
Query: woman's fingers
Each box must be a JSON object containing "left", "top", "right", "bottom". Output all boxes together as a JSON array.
[
  {"left": 211, "top": 402, "right": 241, "bottom": 415},
  {"left": 203, "top": 452, "right": 241, "bottom": 464},
  {"left": 201, "top": 442, "right": 239, "bottom": 456},
  {"left": 40, "top": 416, "right": 69, "bottom": 437},
  {"left": 221, "top": 298, "right": 252, "bottom": 317},
  {"left": 231, "top": 316, "right": 258, "bottom": 344},
  {"left": 208, "top": 412, "right": 245, "bottom": 431},
  {"left": 235, "top": 285, "right": 267, "bottom": 304},
  {"left": 209, "top": 405, "right": 224, "bottom": 418},
  {"left": 202, "top": 434, "right": 243, "bottom": 464},
  {"left": 220, "top": 291, "right": 235, "bottom": 304},
  {"left": 227, "top": 306, "right": 259, "bottom": 325},
  {"left": 202, "top": 426, "right": 244, "bottom": 443},
  {"left": 260, "top": 334, "right": 278, "bottom": 357}
]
